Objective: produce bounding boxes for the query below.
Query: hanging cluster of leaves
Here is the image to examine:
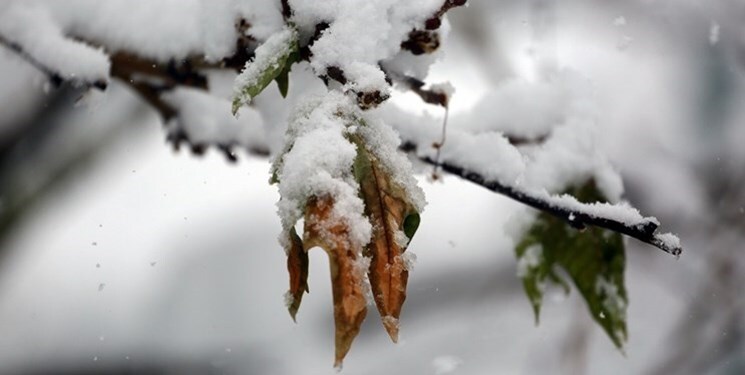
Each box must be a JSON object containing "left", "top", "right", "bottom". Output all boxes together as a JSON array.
[
  {"left": 249, "top": 88, "right": 422, "bottom": 368},
  {"left": 231, "top": 24, "right": 427, "bottom": 367},
  {"left": 515, "top": 180, "right": 628, "bottom": 349},
  {"left": 280, "top": 120, "right": 422, "bottom": 366}
]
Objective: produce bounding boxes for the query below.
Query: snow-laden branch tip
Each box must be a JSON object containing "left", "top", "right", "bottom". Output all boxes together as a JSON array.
[
  {"left": 418, "top": 155, "right": 682, "bottom": 257},
  {"left": 380, "top": 67, "right": 682, "bottom": 257}
]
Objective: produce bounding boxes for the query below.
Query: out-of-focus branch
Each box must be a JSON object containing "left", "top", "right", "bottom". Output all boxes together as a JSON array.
[
  {"left": 281, "top": 0, "right": 292, "bottom": 21},
  {"left": 0, "top": 34, "right": 107, "bottom": 90},
  {"left": 1, "top": 16, "right": 266, "bottom": 162},
  {"left": 382, "top": 68, "right": 449, "bottom": 107},
  {"left": 424, "top": 0, "right": 468, "bottom": 30}
]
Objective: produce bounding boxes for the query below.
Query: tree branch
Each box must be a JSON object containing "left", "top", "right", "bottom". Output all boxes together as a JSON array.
[
  {"left": 423, "top": 0, "right": 468, "bottom": 30},
  {"left": 410, "top": 153, "right": 682, "bottom": 257},
  {"left": 382, "top": 68, "right": 449, "bottom": 107},
  {"left": 1, "top": 3, "right": 682, "bottom": 259}
]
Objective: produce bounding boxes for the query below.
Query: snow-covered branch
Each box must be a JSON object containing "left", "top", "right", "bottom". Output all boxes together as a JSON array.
[
  {"left": 417, "top": 153, "right": 682, "bottom": 257},
  {"left": 382, "top": 69, "right": 682, "bottom": 257}
]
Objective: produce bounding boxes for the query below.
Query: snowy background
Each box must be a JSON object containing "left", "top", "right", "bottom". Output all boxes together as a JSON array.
[{"left": 1, "top": 0, "right": 744, "bottom": 374}]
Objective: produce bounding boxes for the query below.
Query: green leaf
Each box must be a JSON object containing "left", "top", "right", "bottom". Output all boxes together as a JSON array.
[
  {"left": 515, "top": 181, "right": 628, "bottom": 349},
  {"left": 232, "top": 27, "right": 299, "bottom": 114},
  {"left": 403, "top": 213, "right": 421, "bottom": 239},
  {"left": 275, "top": 69, "right": 290, "bottom": 98},
  {"left": 274, "top": 50, "right": 298, "bottom": 98}
]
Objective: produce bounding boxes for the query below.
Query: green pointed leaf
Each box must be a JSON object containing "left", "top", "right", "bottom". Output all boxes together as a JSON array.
[
  {"left": 403, "top": 213, "right": 421, "bottom": 240},
  {"left": 515, "top": 181, "right": 628, "bottom": 349},
  {"left": 275, "top": 69, "right": 290, "bottom": 98},
  {"left": 232, "top": 27, "right": 299, "bottom": 114},
  {"left": 274, "top": 51, "right": 298, "bottom": 98}
]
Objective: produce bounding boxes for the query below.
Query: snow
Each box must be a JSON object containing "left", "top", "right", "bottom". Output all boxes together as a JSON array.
[
  {"left": 356, "top": 115, "right": 426, "bottom": 212},
  {"left": 381, "top": 315, "right": 399, "bottom": 334},
  {"left": 440, "top": 130, "right": 527, "bottom": 184},
  {"left": 458, "top": 77, "right": 567, "bottom": 138},
  {"left": 517, "top": 244, "right": 543, "bottom": 278},
  {"left": 354, "top": 255, "right": 374, "bottom": 304},
  {"left": 283, "top": 291, "right": 295, "bottom": 312},
  {"left": 394, "top": 230, "right": 411, "bottom": 249},
  {"left": 274, "top": 91, "right": 371, "bottom": 249},
  {"left": 432, "top": 355, "right": 463, "bottom": 374},
  {"left": 540, "top": 191, "right": 657, "bottom": 228},
  {"left": 251, "top": 62, "right": 328, "bottom": 155},
  {"left": 22, "top": 0, "right": 283, "bottom": 62},
  {"left": 655, "top": 232, "right": 681, "bottom": 252},
  {"left": 708, "top": 22, "right": 720, "bottom": 45},
  {"left": 376, "top": 64, "right": 642, "bottom": 228},
  {"left": 401, "top": 251, "right": 417, "bottom": 271},
  {"left": 162, "top": 87, "right": 266, "bottom": 150},
  {"left": 595, "top": 275, "right": 627, "bottom": 322},
  {"left": 292, "top": 0, "right": 444, "bottom": 86},
  {"left": 429, "top": 81, "right": 456, "bottom": 100},
  {"left": 380, "top": 110, "right": 637, "bottom": 229},
  {"left": 343, "top": 62, "right": 390, "bottom": 97},
  {"left": 0, "top": 3, "right": 110, "bottom": 85},
  {"left": 523, "top": 117, "right": 623, "bottom": 200},
  {"left": 382, "top": 101, "right": 661, "bottom": 232}
]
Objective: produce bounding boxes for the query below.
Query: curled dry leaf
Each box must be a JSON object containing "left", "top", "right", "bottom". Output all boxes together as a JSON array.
[
  {"left": 354, "top": 140, "right": 421, "bottom": 342},
  {"left": 304, "top": 196, "right": 368, "bottom": 368},
  {"left": 285, "top": 227, "right": 308, "bottom": 322}
]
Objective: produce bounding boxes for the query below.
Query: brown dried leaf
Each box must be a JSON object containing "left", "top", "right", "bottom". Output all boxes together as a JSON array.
[
  {"left": 285, "top": 227, "right": 308, "bottom": 322},
  {"left": 304, "top": 196, "right": 368, "bottom": 368},
  {"left": 354, "top": 145, "right": 419, "bottom": 343}
]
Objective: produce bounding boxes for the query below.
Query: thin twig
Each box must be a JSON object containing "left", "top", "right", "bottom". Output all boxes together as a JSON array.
[
  {"left": 382, "top": 67, "right": 449, "bottom": 107},
  {"left": 431, "top": 106, "right": 449, "bottom": 179},
  {"left": 413, "top": 154, "right": 682, "bottom": 257}
]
